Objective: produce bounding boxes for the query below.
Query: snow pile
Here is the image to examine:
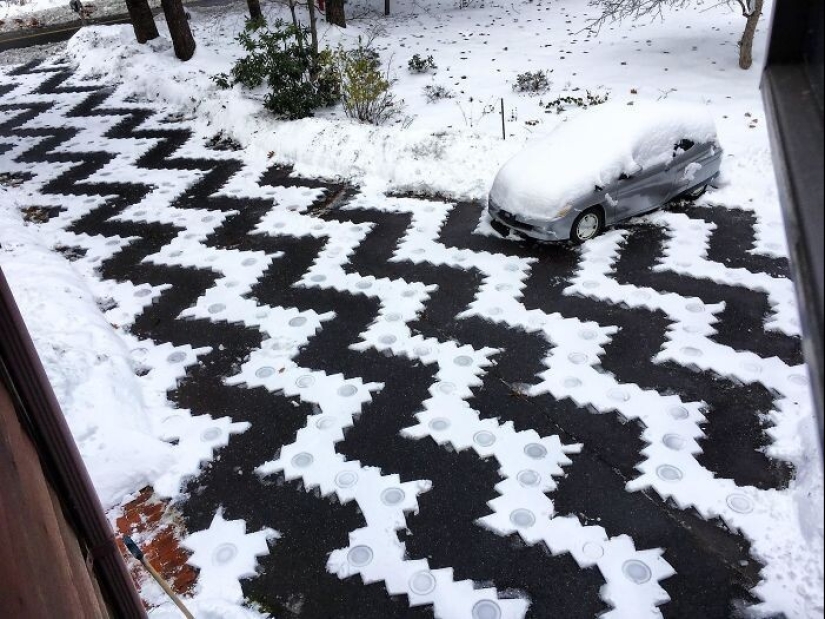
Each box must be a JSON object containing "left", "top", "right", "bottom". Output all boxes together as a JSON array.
[
  {"left": 488, "top": 101, "right": 717, "bottom": 218},
  {"left": 0, "top": 186, "right": 175, "bottom": 509},
  {"left": 65, "top": 22, "right": 523, "bottom": 201}
]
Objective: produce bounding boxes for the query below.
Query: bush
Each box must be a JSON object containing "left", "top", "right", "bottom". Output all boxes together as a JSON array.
[
  {"left": 544, "top": 90, "right": 610, "bottom": 114},
  {"left": 408, "top": 54, "right": 437, "bottom": 74},
  {"left": 423, "top": 83, "right": 454, "bottom": 103},
  {"left": 336, "top": 39, "right": 402, "bottom": 125},
  {"left": 212, "top": 20, "right": 338, "bottom": 120},
  {"left": 512, "top": 70, "right": 551, "bottom": 94}
]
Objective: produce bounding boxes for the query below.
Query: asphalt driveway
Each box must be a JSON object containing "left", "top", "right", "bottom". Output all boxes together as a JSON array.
[{"left": 0, "top": 59, "right": 805, "bottom": 619}]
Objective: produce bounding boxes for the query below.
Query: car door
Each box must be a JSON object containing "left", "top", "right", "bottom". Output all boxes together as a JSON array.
[
  {"left": 668, "top": 140, "right": 708, "bottom": 198},
  {"left": 616, "top": 159, "right": 675, "bottom": 218}
]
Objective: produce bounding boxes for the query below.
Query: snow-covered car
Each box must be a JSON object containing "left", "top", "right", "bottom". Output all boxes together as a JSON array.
[{"left": 488, "top": 101, "right": 723, "bottom": 243}]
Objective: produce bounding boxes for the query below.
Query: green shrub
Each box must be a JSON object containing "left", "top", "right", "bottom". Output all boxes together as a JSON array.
[
  {"left": 544, "top": 90, "right": 610, "bottom": 114},
  {"left": 513, "top": 70, "right": 551, "bottom": 94},
  {"left": 423, "top": 83, "right": 454, "bottom": 103},
  {"left": 335, "top": 39, "right": 401, "bottom": 125},
  {"left": 408, "top": 54, "right": 437, "bottom": 74},
  {"left": 212, "top": 20, "right": 338, "bottom": 120}
]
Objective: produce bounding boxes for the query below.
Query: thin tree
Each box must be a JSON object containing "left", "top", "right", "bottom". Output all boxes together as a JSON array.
[
  {"left": 306, "top": 0, "right": 319, "bottom": 55},
  {"left": 587, "top": 0, "right": 765, "bottom": 70},
  {"left": 125, "top": 0, "right": 159, "bottom": 44},
  {"left": 247, "top": 0, "right": 263, "bottom": 22},
  {"left": 161, "top": 0, "right": 196, "bottom": 61},
  {"left": 735, "top": 0, "right": 764, "bottom": 70},
  {"left": 326, "top": 0, "right": 346, "bottom": 28}
]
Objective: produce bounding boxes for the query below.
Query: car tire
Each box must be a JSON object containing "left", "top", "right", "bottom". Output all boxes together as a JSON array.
[
  {"left": 570, "top": 207, "right": 604, "bottom": 244},
  {"left": 490, "top": 219, "right": 510, "bottom": 238}
]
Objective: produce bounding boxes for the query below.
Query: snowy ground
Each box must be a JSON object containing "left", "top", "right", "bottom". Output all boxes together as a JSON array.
[{"left": 0, "top": 0, "right": 823, "bottom": 618}]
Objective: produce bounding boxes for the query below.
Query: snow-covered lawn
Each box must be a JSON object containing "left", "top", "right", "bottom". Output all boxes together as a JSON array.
[
  {"left": 1, "top": 0, "right": 823, "bottom": 618},
  {"left": 65, "top": 0, "right": 786, "bottom": 247}
]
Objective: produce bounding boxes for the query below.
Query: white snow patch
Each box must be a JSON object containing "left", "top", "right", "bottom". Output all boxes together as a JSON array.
[{"left": 0, "top": 186, "right": 174, "bottom": 509}]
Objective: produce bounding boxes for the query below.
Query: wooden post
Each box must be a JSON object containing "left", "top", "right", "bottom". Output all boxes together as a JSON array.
[
  {"left": 501, "top": 98, "right": 506, "bottom": 140},
  {"left": 124, "top": 0, "right": 159, "bottom": 44},
  {"left": 385, "top": 0, "right": 390, "bottom": 16},
  {"left": 161, "top": 0, "right": 196, "bottom": 61}
]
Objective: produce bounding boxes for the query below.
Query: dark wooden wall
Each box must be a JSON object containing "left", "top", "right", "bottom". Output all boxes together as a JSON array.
[{"left": 0, "top": 378, "right": 111, "bottom": 618}]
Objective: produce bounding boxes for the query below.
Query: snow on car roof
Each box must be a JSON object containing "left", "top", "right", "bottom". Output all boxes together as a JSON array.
[{"left": 489, "top": 100, "right": 718, "bottom": 219}]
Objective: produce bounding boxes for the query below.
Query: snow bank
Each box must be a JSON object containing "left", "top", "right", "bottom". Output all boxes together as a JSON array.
[
  {"left": 489, "top": 101, "right": 717, "bottom": 219},
  {"left": 65, "top": 23, "right": 526, "bottom": 202},
  {"left": 0, "top": 187, "right": 175, "bottom": 509}
]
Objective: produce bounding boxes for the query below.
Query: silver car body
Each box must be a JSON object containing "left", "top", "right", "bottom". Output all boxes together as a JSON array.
[{"left": 488, "top": 111, "right": 723, "bottom": 242}]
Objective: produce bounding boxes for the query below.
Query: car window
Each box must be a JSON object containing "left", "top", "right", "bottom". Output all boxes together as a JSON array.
[{"left": 674, "top": 139, "right": 695, "bottom": 156}]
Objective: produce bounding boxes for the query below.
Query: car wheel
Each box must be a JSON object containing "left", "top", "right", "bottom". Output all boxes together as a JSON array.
[
  {"left": 490, "top": 219, "right": 510, "bottom": 238},
  {"left": 683, "top": 184, "right": 708, "bottom": 200},
  {"left": 570, "top": 208, "right": 604, "bottom": 244}
]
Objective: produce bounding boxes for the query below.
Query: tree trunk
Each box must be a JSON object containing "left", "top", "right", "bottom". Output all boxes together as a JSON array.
[
  {"left": 326, "top": 0, "right": 345, "bottom": 28},
  {"left": 738, "top": 0, "right": 764, "bottom": 70},
  {"left": 307, "top": 0, "right": 319, "bottom": 56},
  {"left": 384, "top": 0, "right": 390, "bottom": 16},
  {"left": 287, "top": 0, "right": 305, "bottom": 55},
  {"left": 161, "top": 0, "right": 196, "bottom": 61},
  {"left": 124, "top": 0, "right": 159, "bottom": 44},
  {"left": 247, "top": 0, "right": 263, "bottom": 21}
]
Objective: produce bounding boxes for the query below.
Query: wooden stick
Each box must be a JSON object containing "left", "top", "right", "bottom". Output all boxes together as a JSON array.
[
  {"left": 123, "top": 535, "right": 195, "bottom": 619},
  {"left": 141, "top": 559, "right": 195, "bottom": 619}
]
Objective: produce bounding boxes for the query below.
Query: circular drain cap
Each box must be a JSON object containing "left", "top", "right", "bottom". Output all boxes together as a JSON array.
[
  {"left": 335, "top": 471, "right": 358, "bottom": 489},
  {"left": 510, "top": 509, "right": 536, "bottom": 528},
  {"left": 380, "top": 488, "right": 406, "bottom": 506},
  {"left": 669, "top": 406, "right": 690, "bottom": 420},
  {"left": 662, "top": 434, "right": 686, "bottom": 451},
  {"left": 409, "top": 571, "right": 437, "bottom": 596},
  {"left": 295, "top": 375, "right": 315, "bottom": 388},
  {"left": 656, "top": 465, "right": 684, "bottom": 482},
  {"left": 517, "top": 470, "right": 541, "bottom": 487},
  {"left": 291, "top": 452, "right": 314, "bottom": 468},
  {"left": 622, "top": 560, "right": 652, "bottom": 584},
  {"left": 472, "top": 600, "right": 502, "bottom": 619},
  {"left": 337, "top": 384, "right": 358, "bottom": 397},
  {"left": 524, "top": 443, "right": 547, "bottom": 459},
  {"left": 201, "top": 427, "right": 222, "bottom": 442},
  {"left": 473, "top": 431, "right": 496, "bottom": 447},
  {"left": 582, "top": 542, "right": 605, "bottom": 560},
  {"left": 726, "top": 493, "right": 755, "bottom": 514},
  {"left": 429, "top": 418, "right": 450, "bottom": 432},
  {"left": 212, "top": 543, "right": 238, "bottom": 566},
  {"left": 347, "top": 546, "right": 373, "bottom": 567}
]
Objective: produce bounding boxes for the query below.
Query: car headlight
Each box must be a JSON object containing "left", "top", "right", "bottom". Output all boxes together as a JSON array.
[{"left": 554, "top": 204, "right": 573, "bottom": 219}]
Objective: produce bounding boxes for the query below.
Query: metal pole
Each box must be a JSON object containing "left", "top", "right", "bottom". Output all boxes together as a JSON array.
[{"left": 501, "top": 98, "right": 506, "bottom": 140}]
